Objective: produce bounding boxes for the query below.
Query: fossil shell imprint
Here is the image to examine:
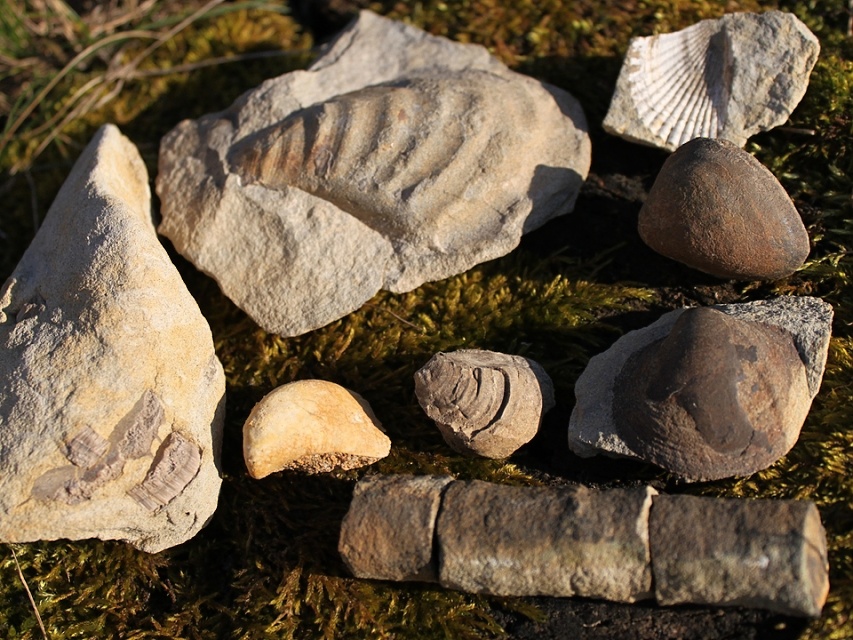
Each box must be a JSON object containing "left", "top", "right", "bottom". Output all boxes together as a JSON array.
[
  {"left": 64, "top": 426, "right": 111, "bottom": 468},
  {"left": 230, "top": 70, "right": 569, "bottom": 256},
  {"left": 603, "top": 11, "right": 819, "bottom": 151},
  {"left": 414, "top": 349, "right": 555, "bottom": 458},
  {"left": 128, "top": 432, "right": 202, "bottom": 512},
  {"left": 157, "top": 11, "right": 591, "bottom": 338},
  {"left": 612, "top": 307, "right": 812, "bottom": 481},
  {"left": 626, "top": 19, "right": 730, "bottom": 150}
]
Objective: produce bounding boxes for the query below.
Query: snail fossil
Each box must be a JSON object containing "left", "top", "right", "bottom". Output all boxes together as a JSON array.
[{"left": 414, "top": 349, "right": 555, "bottom": 459}]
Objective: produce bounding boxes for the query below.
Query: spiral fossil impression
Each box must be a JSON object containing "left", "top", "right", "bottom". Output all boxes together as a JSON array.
[{"left": 414, "top": 349, "right": 555, "bottom": 458}]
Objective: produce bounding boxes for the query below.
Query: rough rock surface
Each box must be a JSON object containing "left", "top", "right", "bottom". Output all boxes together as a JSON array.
[
  {"left": 638, "top": 138, "right": 810, "bottom": 280},
  {"left": 156, "top": 10, "right": 591, "bottom": 337},
  {"left": 242, "top": 380, "right": 391, "bottom": 478},
  {"left": 339, "top": 474, "right": 453, "bottom": 582},
  {"left": 568, "top": 297, "right": 832, "bottom": 479},
  {"left": 0, "top": 124, "right": 225, "bottom": 553},
  {"left": 603, "top": 11, "right": 819, "bottom": 151},
  {"left": 436, "top": 481, "right": 656, "bottom": 601},
  {"left": 611, "top": 307, "right": 811, "bottom": 481},
  {"left": 650, "top": 494, "right": 829, "bottom": 617},
  {"left": 414, "top": 350, "right": 555, "bottom": 458}
]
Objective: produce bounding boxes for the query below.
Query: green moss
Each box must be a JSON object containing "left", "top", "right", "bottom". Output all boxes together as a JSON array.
[{"left": 2, "top": 0, "right": 853, "bottom": 638}]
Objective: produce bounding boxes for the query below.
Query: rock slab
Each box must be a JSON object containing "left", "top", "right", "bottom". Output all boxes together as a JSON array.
[
  {"left": 338, "top": 474, "right": 453, "bottom": 582},
  {"left": 242, "top": 379, "right": 391, "bottom": 478},
  {"left": 638, "top": 138, "right": 810, "bottom": 280},
  {"left": 0, "top": 125, "right": 225, "bottom": 553},
  {"left": 650, "top": 494, "right": 829, "bottom": 617},
  {"left": 157, "top": 10, "right": 590, "bottom": 337},
  {"left": 436, "top": 480, "right": 656, "bottom": 601},
  {"left": 603, "top": 11, "right": 819, "bottom": 151},
  {"left": 414, "top": 349, "right": 555, "bottom": 458},
  {"left": 568, "top": 296, "right": 832, "bottom": 480}
]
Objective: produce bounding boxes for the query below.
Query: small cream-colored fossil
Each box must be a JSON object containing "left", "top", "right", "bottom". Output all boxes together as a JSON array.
[{"left": 243, "top": 380, "right": 391, "bottom": 478}]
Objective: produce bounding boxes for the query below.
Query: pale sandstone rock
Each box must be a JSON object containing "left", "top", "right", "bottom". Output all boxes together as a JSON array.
[
  {"left": 650, "top": 494, "right": 829, "bottom": 617},
  {"left": 242, "top": 380, "right": 390, "bottom": 478},
  {"left": 414, "top": 350, "right": 555, "bottom": 458},
  {"left": 0, "top": 124, "right": 225, "bottom": 553},
  {"left": 436, "top": 480, "right": 656, "bottom": 601},
  {"left": 156, "top": 10, "right": 590, "bottom": 337},
  {"left": 638, "top": 138, "right": 810, "bottom": 280},
  {"left": 338, "top": 474, "right": 453, "bottom": 582},
  {"left": 603, "top": 11, "right": 819, "bottom": 151},
  {"left": 568, "top": 297, "right": 832, "bottom": 480}
]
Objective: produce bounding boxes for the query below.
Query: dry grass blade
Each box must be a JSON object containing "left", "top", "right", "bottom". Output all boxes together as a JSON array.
[
  {"left": 1, "top": 0, "right": 278, "bottom": 173},
  {"left": 0, "top": 28, "right": 160, "bottom": 162},
  {"left": 11, "top": 547, "right": 48, "bottom": 640}
]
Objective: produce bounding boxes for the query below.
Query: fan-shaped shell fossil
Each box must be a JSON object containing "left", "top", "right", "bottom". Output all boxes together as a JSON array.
[
  {"left": 242, "top": 380, "right": 391, "bottom": 478},
  {"left": 414, "top": 349, "right": 555, "bottom": 459},
  {"left": 628, "top": 19, "right": 730, "bottom": 150},
  {"left": 603, "top": 11, "right": 819, "bottom": 151},
  {"left": 230, "top": 70, "right": 554, "bottom": 255},
  {"left": 612, "top": 307, "right": 811, "bottom": 481}
]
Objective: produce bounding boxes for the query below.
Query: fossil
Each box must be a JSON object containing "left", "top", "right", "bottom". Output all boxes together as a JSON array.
[
  {"left": 230, "top": 70, "right": 555, "bottom": 256},
  {"left": 414, "top": 349, "right": 555, "bottom": 458},
  {"left": 637, "top": 138, "right": 810, "bottom": 280},
  {"left": 157, "top": 10, "right": 590, "bottom": 337},
  {"left": 242, "top": 380, "right": 391, "bottom": 478},
  {"left": 612, "top": 307, "right": 812, "bottom": 481},
  {"left": 128, "top": 432, "right": 201, "bottom": 511},
  {"left": 603, "top": 11, "right": 819, "bottom": 151},
  {"left": 626, "top": 19, "right": 730, "bottom": 150},
  {"left": 30, "top": 390, "right": 166, "bottom": 505},
  {"left": 64, "top": 426, "right": 110, "bottom": 468},
  {"left": 113, "top": 389, "right": 165, "bottom": 459}
]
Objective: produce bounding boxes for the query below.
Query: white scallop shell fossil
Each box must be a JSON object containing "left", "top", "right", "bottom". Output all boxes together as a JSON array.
[
  {"left": 626, "top": 20, "right": 730, "bottom": 150},
  {"left": 414, "top": 349, "right": 555, "bottom": 459},
  {"left": 229, "top": 69, "right": 584, "bottom": 259},
  {"left": 603, "top": 11, "right": 819, "bottom": 151}
]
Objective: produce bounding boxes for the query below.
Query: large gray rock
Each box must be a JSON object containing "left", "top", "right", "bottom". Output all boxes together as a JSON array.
[
  {"left": 0, "top": 125, "right": 225, "bottom": 553},
  {"left": 650, "top": 494, "right": 829, "bottom": 617},
  {"left": 243, "top": 380, "right": 390, "bottom": 478},
  {"left": 436, "top": 480, "right": 656, "bottom": 601},
  {"left": 638, "top": 138, "right": 810, "bottom": 280},
  {"left": 338, "top": 474, "right": 453, "bottom": 582},
  {"left": 569, "top": 297, "right": 832, "bottom": 480},
  {"left": 603, "top": 11, "right": 819, "bottom": 151},
  {"left": 414, "top": 350, "right": 555, "bottom": 458},
  {"left": 157, "top": 10, "right": 590, "bottom": 337}
]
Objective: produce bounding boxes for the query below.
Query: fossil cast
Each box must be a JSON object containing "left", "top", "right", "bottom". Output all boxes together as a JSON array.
[{"left": 157, "top": 11, "right": 590, "bottom": 337}]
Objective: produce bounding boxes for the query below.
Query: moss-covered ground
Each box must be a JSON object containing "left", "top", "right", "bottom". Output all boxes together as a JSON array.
[{"left": 1, "top": 0, "right": 852, "bottom": 637}]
